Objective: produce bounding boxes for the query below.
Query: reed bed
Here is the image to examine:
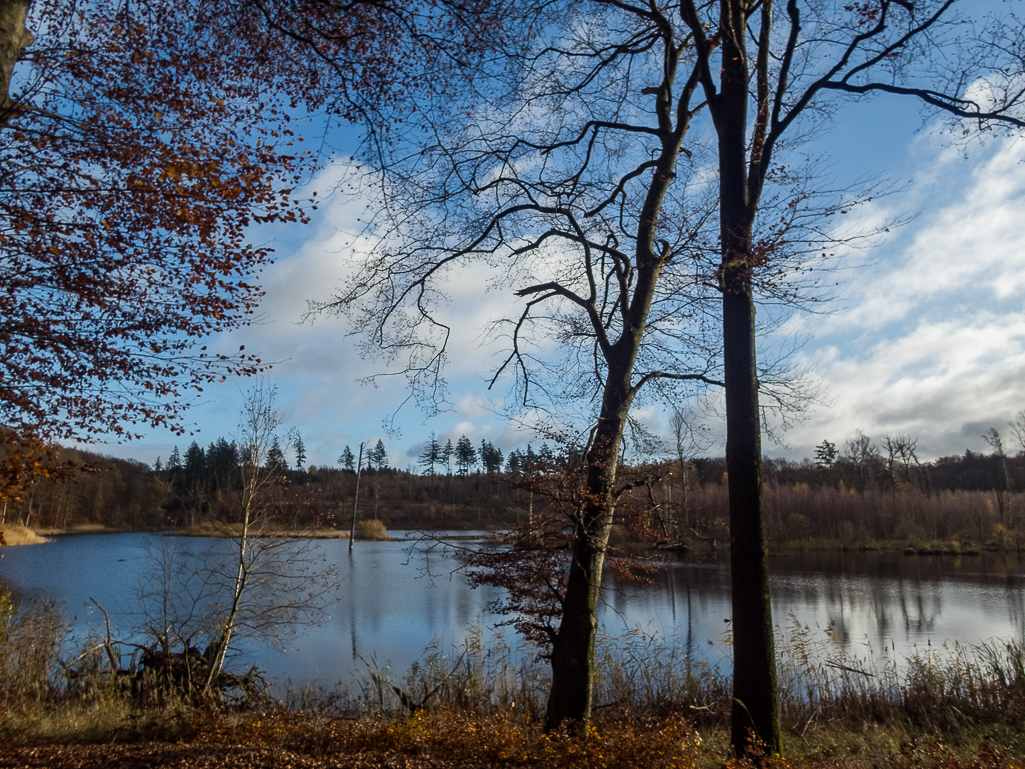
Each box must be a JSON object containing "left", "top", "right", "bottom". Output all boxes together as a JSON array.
[
  {"left": 3, "top": 596, "right": 1024, "bottom": 765},
  {"left": 282, "top": 616, "right": 1025, "bottom": 741}
]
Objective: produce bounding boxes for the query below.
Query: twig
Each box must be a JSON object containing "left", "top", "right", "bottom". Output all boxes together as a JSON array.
[
  {"left": 825, "top": 660, "right": 874, "bottom": 677},
  {"left": 90, "top": 596, "right": 120, "bottom": 672}
]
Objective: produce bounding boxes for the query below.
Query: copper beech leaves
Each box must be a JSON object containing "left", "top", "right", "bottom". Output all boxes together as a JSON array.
[
  {"left": 0, "top": 0, "right": 510, "bottom": 466},
  {"left": 0, "top": 0, "right": 314, "bottom": 448}
]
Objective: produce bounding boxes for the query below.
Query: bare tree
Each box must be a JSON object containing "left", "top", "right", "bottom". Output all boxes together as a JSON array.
[
  {"left": 349, "top": 441, "right": 364, "bottom": 552},
  {"left": 317, "top": 0, "right": 821, "bottom": 734},
  {"left": 671, "top": 0, "right": 1025, "bottom": 752},
  {"left": 1010, "top": 411, "right": 1025, "bottom": 457},
  {"left": 202, "top": 383, "right": 335, "bottom": 692},
  {"left": 882, "top": 432, "right": 928, "bottom": 494},
  {"left": 841, "top": 430, "right": 881, "bottom": 493},
  {"left": 983, "top": 427, "right": 1009, "bottom": 526},
  {"left": 669, "top": 406, "right": 711, "bottom": 540},
  {"left": 315, "top": 0, "right": 1025, "bottom": 754}
]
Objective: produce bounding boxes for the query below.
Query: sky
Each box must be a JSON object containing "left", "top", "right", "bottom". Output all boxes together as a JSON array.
[{"left": 86, "top": 81, "right": 1025, "bottom": 472}]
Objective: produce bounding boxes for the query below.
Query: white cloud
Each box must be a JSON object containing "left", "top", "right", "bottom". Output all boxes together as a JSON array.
[
  {"left": 820, "top": 137, "right": 1025, "bottom": 333},
  {"left": 787, "top": 312, "right": 1025, "bottom": 458},
  {"left": 91, "top": 119, "right": 1025, "bottom": 470},
  {"left": 767, "top": 135, "right": 1025, "bottom": 460}
]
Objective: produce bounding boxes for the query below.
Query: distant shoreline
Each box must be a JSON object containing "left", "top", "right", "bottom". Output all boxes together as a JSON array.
[{"left": 1, "top": 523, "right": 1009, "bottom": 556}]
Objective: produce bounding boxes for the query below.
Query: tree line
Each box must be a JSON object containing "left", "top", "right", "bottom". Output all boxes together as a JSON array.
[{"left": 4, "top": 426, "right": 1025, "bottom": 547}]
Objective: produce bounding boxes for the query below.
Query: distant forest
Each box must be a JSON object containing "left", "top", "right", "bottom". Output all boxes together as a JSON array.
[{"left": 4, "top": 429, "right": 1025, "bottom": 550}]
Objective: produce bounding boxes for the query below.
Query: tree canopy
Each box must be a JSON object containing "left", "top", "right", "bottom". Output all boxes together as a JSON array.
[{"left": 0, "top": 0, "right": 317, "bottom": 447}]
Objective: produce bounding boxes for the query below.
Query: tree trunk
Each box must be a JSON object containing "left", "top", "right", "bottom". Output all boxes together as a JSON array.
[
  {"left": 544, "top": 363, "right": 632, "bottom": 731},
  {"left": 0, "top": 0, "right": 33, "bottom": 131},
  {"left": 349, "top": 442, "right": 363, "bottom": 551},
  {"left": 716, "top": 0, "right": 782, "bottom": 754},
  {"left": 723, "top": 284, "right": 780, "bottom": 755},
  {"left": 544, "top": 526, "right": 605, "bottom": 729},
  {"left": 207, "top": 497, "right": 252, "bottom": 690}
]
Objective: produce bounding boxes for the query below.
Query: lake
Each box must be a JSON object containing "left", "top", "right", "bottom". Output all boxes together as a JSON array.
[{"left": 1, "top": 532, "right": 1023, "bottom": 695}]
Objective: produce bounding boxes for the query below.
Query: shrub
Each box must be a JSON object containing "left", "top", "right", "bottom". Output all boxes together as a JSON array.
[
  {"left": 355, "top": 519, "right": 389, "bottom": 541},
  {"left": 0, "top": 593, "right": 67, "bottom": 708}
]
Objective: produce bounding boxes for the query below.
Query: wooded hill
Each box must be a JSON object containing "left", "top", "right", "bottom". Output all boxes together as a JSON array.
[{"left": 3, "top": 433, "right": 1024, "bottom": 551}]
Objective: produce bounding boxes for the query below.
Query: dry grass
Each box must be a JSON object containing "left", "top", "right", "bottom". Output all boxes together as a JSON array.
[
  {"left": 32, "top": 522, "right": 111, "bottom": 536},
  {"left": 174, "top": 522, "right": 351, "bottom": 539},
  {"left": 354, "top": 519, "right": 390, "bottom": 541},
  {"left": 172, "top": 707, "right": 1024, "bottom": 768},
  {"left": 0, "top": 524, "right": 50, "bottom": 546}
]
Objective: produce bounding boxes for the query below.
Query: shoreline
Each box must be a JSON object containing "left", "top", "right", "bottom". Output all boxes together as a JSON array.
[{"left": 1, "top": 523, "right": 1015, "bottom": 556}]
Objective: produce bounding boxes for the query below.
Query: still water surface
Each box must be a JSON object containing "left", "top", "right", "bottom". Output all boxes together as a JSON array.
[{"left": 1, "top": 533, "right": 1023, "bottom": 692}]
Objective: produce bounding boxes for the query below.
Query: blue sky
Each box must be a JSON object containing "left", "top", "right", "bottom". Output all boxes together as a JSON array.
[{"left": 86, "top": 87, "right": 1025, "bottom": 471}]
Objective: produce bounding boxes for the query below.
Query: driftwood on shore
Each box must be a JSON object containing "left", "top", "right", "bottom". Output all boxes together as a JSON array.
[
  {"left": 63, "top": 641, "right": 263, "bottom": 706},
  {"left": 60, "top": 599, "right": 264, "bottom": 706}
]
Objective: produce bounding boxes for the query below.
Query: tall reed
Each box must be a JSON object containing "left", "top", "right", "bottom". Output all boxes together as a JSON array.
[{"left": 292, "top": 618, "right": 1025, "bottom": 737}]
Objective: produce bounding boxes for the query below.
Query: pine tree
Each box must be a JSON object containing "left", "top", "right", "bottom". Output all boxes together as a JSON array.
[
  {"left": 267, "top": 437, "right": 286, "bottom": 472},
  {"left": 294, "top": 433, "right": 307, "bottom": 471},
  {"left": 455, "top": 435, "right": 476, "bottom": 476},
  {"left": 524, "top": 444, "right": 538, "bottom": 476},
  {"left": 814, "top": 441, "right": 836, "bottom": 472},
  {"left": 338, "top": 445, "right": 355, "bottom": 472},
  {"left": 480, "top": 440, "right": 503, "bottom": 474},
  {"left": 442, "top": 439, "right": 454, "bottom": 475},
  {"left": 506, "top": 449, "right": 520, "bottom": 476},
  {"left": 368, "top": 439, "right": 387, "bottom": 471},
  {"left": 419, "top": 433, "right": 441, "bottom": 475},
  {"left": 184, "top": 441, "right": 206, "bottom": 485},
  {"left": 207, "top": 437, "right": 239, "bottom": 487}
]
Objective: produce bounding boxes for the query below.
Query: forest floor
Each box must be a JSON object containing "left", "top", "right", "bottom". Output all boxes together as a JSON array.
[
  {"left": 0, "top": 741, "right": 464, "bottom": 768},
  {"left": 1, "top": 712, "right": 1023, "bottom": 769}
]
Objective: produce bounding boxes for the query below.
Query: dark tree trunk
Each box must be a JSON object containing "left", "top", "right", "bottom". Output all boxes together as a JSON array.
[
  {"left": 544, "top": 527, "right": 604, "bottom": 729},
  {"left": 722, "top": 283, "right": 780, "bottom": 754},
  {"left": 715, "top": 0, "right": 782, "bottom": 755}
]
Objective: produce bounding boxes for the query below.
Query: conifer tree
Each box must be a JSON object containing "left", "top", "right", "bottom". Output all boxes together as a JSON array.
[
  {"left": 266, "top": 437, "right": 286, "bottom": 473},
  {"left": 442, "top": 439, "right": 454, "bottom": 475},
  {"left": 338, "top": 445, "right": 355, "bottom": 472},
  {"left": 455, "top": 435, "right": 476, "bottom": 476},
  {"left": 368, "top": 439, "right": 387, "bottom": 471},
  {"left": 419, "top": 433, "right": 441, "bottom": 475}
]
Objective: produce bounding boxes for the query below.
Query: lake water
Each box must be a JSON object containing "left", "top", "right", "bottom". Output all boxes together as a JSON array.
[{"left": 1, "top": 532, "right": 1023, "bottom": 694}]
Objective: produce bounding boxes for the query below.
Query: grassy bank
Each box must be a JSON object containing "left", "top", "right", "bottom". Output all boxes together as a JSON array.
[
  {"left": 174, "top": 521, "right": 351, "bottom": 539},
  {"left": 6, "top": 707, "right": 1020, "bottom": 768},
  {"left": 765, "top": 537, "right": 987, "bottom": 555},
  {"left": 172, "top": 519, "right": 395, "bottom": 541},
  {"left": 2, "top": 607, "right": 1024, "bottom": 767}
]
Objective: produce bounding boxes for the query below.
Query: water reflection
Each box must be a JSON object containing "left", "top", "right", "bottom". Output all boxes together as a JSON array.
[
  {"left": 1, "top": 533, "right": 1023, "bottom": 692},
  {"left": 602, "top": 550, "right": 1025, "bottom": 670}
]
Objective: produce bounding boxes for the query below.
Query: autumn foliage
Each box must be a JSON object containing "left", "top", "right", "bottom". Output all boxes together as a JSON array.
[{"left": 0, "top": 0, "right": 312, "bottom": 446}]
